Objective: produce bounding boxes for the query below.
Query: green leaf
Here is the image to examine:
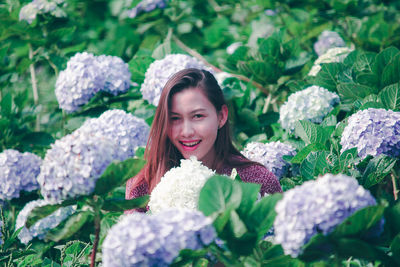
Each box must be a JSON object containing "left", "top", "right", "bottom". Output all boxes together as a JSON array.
[
  {"left": 102, "top": 195, "right": 149, "bottom": 212},
  {"left": 300, "top": 151, "right": 335, "bottom": 180},
  {"left": 294, "top": 120, "right": 330, "bottom": 146},
  {"left": 314, "top": 63, "right": 344, "bottom": 91},
  {"left": 299, "top": 234, "right": 333, "bottom": 262},
  {"left": 259, "top": 37, "right": 280, "bottom": 58},
  {"left": 361, "top": 155, "right": 397, "bottom": 188},
  {"left": 198, "top": 175, "right": 242, "bottom": 216},
  {"left": 236, "top": 182, "right": 260, "bottom": 216},
  {"left": 290, "top": 143, "right": 326, "bottom": 164},
  {"left": 373, "top": 47, "right": 400, "bottom": 77},
  {"left": 381, "top": 53, "right": 400, "bottom": 88},
  {"left": 380, "top": 83, "right": 400, "bottom": 110},
  {"left": 25, "top": 204, "right": 63, "bottom": 228},
  {"left": 203, "top": 17, "right": 230, "bottom": 48},
  {"left": 332, "top": 205, "right": 385, "bottom": 238},
  {"left": 386, "top": 202, "right": 400, "bottom": 236},
  {"left": 94, "top": 158, "right": 146, "bottom": 196},
  {"left": 248, "top": 193, "right": 283, "bottom": 235},
  {"left": 228, "top": 210, "right": 248, "bottom": 238},
  {"left": 391, "top": 234, "right": 400, "bottom": 264},
  {"left": 0, "top": 92, "right": 12, "bottom": 117},
  {"left": 337, "top": 83, "right": 375, "bottom": 101},
  {"left": 46, "top": 211, "right": 93, "bottom": 242},
  {"left": 338, "top": 147, "right": 358, "bottom": 171}
]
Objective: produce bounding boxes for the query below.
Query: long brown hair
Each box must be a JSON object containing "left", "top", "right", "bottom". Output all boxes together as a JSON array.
[{"left": 133, "top": 68, "right": 255, "bottom": 192}]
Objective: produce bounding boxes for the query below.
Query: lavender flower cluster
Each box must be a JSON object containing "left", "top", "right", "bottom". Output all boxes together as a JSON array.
[
  {"left": 140, "top": 54, "right": 211, "bottom": 106},
  {"left": 102, "top": 209, "right": 216, "bottom": 267},
  {"left": 19, "top": 0, "right": 66, "bottom": 24},
  {"left": 274, "top": 173, "right": 377, "bottom": 257},
  {"left": 124, "top": 0, "right": 168, "bottom": 19},
  {"left": 308, "top": 47, "right": 353, "bottom": 76},
  {"left": 37, "top": 132, "right": 117, "bottom": 203},
  {"left": 314, "top": 31, "right": 346, "bottom": 56},
  {"left": 76, "top": 109, "right": 150, "bottom": 161},
  {"left": 55, "top": 52, "right": 131, "bottom": 112},
  {"left": 242, "top": 141, "right": 297, "bottom": 179},
  {"left": 15, "top": 199, "right": 76, "bottom": 244},
  {"left": 340, "top": 108, "right": 400, "bottom": 159},
  {"left": 0, "top": 149, "right": 41, "bottom": 201},
  {"left": 279, "top": 85, "right": 340, "bottom": 131}
]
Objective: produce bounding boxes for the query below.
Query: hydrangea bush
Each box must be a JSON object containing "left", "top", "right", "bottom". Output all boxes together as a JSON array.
[
  {"left": 148, "top": 157, "right": 215, "bottom": 213},
  {"left": 0, "top": 149, "right": 42, "bottom": 201},
  {"left": 242, "top": 141, "right": 297, "bottom": 179},
  {"left": 15, "top": 199, "right": 76, "bottom": 244},
  {"left": 37, "top": 132, "right": 117, "bottom": 203},
  {"left": 308, "top": 47, "right": 353, "bottom": 76},
  {"left": 76, "top": 109, "right": 150, "bottom": 161},
  {"left": 102, "top": 209, "right": 216, "bottom": 266},
  {"left": 340, "top": 108, "right": 400, "bottom": 159},
  {"left": 279, "top": 85, "right": 340, "bottom": 131},
  {"left": 140, "top": 54, "right": 211, "bottom": 106},
  {"left": 19, "top": 0, "right": 66, "bottom": 24},
  {"left": 274, "top": 173, "right": 378, "bottom": 257},
  {"left": 314, "top": 30, "right": 346, "bottom": 56},
  {"left": 55, "top": 52, "right": 131, "bottom": 112}
]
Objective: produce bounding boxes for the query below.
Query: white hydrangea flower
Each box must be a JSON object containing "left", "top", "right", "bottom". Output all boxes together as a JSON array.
[
  {"left": 242, "top": 141, "right": 297, "bottom": 179},
  {"left": 148, "top": 157, "right": 215, "bottom": 213},
  {"left": 214, "top": 71, "right": 233, "bottom": 87},
  {"left": 308, "top": 47, "right": 353, "bottom": 76},
  {"left": 55, "top": 52, "right": 131, "bottom": 112},
  {"left": 274, "top": 173, "right": 378, "bottom": 257},
  {"left": 15, "top": 199, "right": 76, "bottom": 244},
  {"left": 38, "top": 131, "right": 117, "bottom": 203},
  {"left": 76, "top": 109, "right": 150, "bottom": 161},
  {"left": 140, "top": 54, "right": 212, "bottom": 106},
  {"left": 314, "top": 31, "right": 346, "bottom": 56},
  {"left": 19, "top": 0, "right": 66, "bottom": 24},
  {"left": 279, "top": 85, "right": 340, "bottom": 131},
  {"left": 0, "top": 149, "right": 41, "bottom": 201}
]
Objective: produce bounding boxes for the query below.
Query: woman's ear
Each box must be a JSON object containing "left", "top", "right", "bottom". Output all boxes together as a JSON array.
[{"left": 218, "top": 105, "right": 228, "bottom": 129}]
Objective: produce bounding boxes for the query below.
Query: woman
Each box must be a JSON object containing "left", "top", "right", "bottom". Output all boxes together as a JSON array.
[{"left": 125, "top": 68, "right": 282, "bottom": 213}]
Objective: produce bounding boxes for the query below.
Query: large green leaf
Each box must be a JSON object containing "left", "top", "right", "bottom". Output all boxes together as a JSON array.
[
  {"left": 361, "top": 155, "right": 397, "bottom": 188},
  {"left": 45, "top": 210, "right": 93, "bottom": 242},
  {"left": 236, "top": 182, "right": 260, "bottom": 216},
  {"left": 300, "top": 151, "right": 335, "bottom": 180},
  {"left": 373, "top": 47, "right": 400, "bottom": 77},
  {"left": 331, "top": 205, "right": 385, "bottom": 238},
  {"left": 380, "top": 83, "right": 400, "bottom": 110},
  {"left": 337, "top": 83, "right": 375, "bottom": 101},
  {"left": 0, "top": 92, "right": 12, "bottom": 117},
  {"left": 290, "top": 143, "right": 326, "bottom": 164},
  {"left": 381, "top": 53, "right": 400, "bottom": 88},
  {"left": 102, "top": 195, "right": 149, "bottom": 212},
  {"left": 94, "top": 158, "right": 146, "bottom": 196},
  {"left": 314, "top": 63, "right": 344, "bottom": 91},
  {"left": 198, "top": 175, "right": 242, "bottom": 216},
  {"left": 294, "top": 120, "right": 330, "bottom": 146}
]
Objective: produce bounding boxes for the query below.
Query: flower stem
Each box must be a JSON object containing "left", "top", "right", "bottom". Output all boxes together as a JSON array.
[
  {"left": 391, "top": 170, "right": 398, "bottom": 201},
  {"left": 28, "top": 43, "right": 40, "bottom": 131},
  {"left": 90, "top": 197, "right": 101, "bottom": 267},
  {"left": 171, "top": 35, "right": 272, "bottom": 96}
]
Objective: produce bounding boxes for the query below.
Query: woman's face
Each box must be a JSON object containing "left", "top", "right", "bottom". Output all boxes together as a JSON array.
[{"left": 168, "top": 87, "right": 227, "bottom": 168}]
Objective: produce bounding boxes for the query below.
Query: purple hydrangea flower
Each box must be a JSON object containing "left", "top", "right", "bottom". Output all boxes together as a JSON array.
[
  {"left": 241, "top": 141, "right": 297, "bottom": 179},
  {"left": 125, "top": 0, "right": 168, "bottom": 19},
  {"left": 76, "top": 109, "right": 150, "bottom": 161},
  {"left": 102, "top": 209, "right": 216, "bottom": 266},
  {"left": 96, "top": 55, "right": 131, "bottom": 96},
  {"left": 274, "top": 173, "right": 377, "bottom": 257},
  {"left": 0, "top": 221, "right": 3, "bottom": 245},
  {"left": 19, "top": 0, "right": 66, "bottom": 24},
  {"left": 0, "top": 149, "right": 41, "bottom": 201},
  {"left": 55, "top": 52, "right": 131, "bottom": 112},
  {"left": 340, "top": 108, "right": 400, "bottom": 159},
  {"left": 314, "top": 31, "right": 346, "bottom": 56},
  {"left": 279, "top": 85, "right": 340, "bottom": 131},
  {"left": 37, "top": 132, "right": 117, "bottom": 203},
  {"left": 140, "top": 54, "right": 212, "bottom": 106},
  {"left": 15, "top": 199, "right": 76, "bottom": 244}
]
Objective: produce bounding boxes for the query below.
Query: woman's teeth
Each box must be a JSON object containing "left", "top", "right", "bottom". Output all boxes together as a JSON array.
[{"left": 181, "top": 141, "right": 201, "bottom": 147}]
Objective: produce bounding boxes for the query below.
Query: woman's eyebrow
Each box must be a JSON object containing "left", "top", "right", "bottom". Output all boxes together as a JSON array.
[{"left": 170, "top": 108, "right": 207, "bottom": 115}]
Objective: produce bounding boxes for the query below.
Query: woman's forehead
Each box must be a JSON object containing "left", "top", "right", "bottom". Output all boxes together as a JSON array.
[{"left": 170, "top": 88, "right": 215, "bottom": 113}]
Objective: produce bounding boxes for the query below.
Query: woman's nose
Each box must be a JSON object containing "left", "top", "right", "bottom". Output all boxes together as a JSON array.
[{"left": 181, "top": 120, "right": 195, "bottom": 137}]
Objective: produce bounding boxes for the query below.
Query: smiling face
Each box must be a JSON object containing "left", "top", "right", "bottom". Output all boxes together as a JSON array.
[{"left": 168, "top": 87, "right": 228, "bottom": 168}]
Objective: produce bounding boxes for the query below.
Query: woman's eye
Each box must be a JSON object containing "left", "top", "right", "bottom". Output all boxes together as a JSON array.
[
  {"left": 194, "top": 114, "right": 204, "bottom": 119},
  {"left": 170, "top": 116, "right": 180, "bottom": 121}
]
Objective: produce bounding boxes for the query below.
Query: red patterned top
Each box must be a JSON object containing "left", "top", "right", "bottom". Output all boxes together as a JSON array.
[{"left": 125, "top": 163, "right": 282, "bottom": 214}]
